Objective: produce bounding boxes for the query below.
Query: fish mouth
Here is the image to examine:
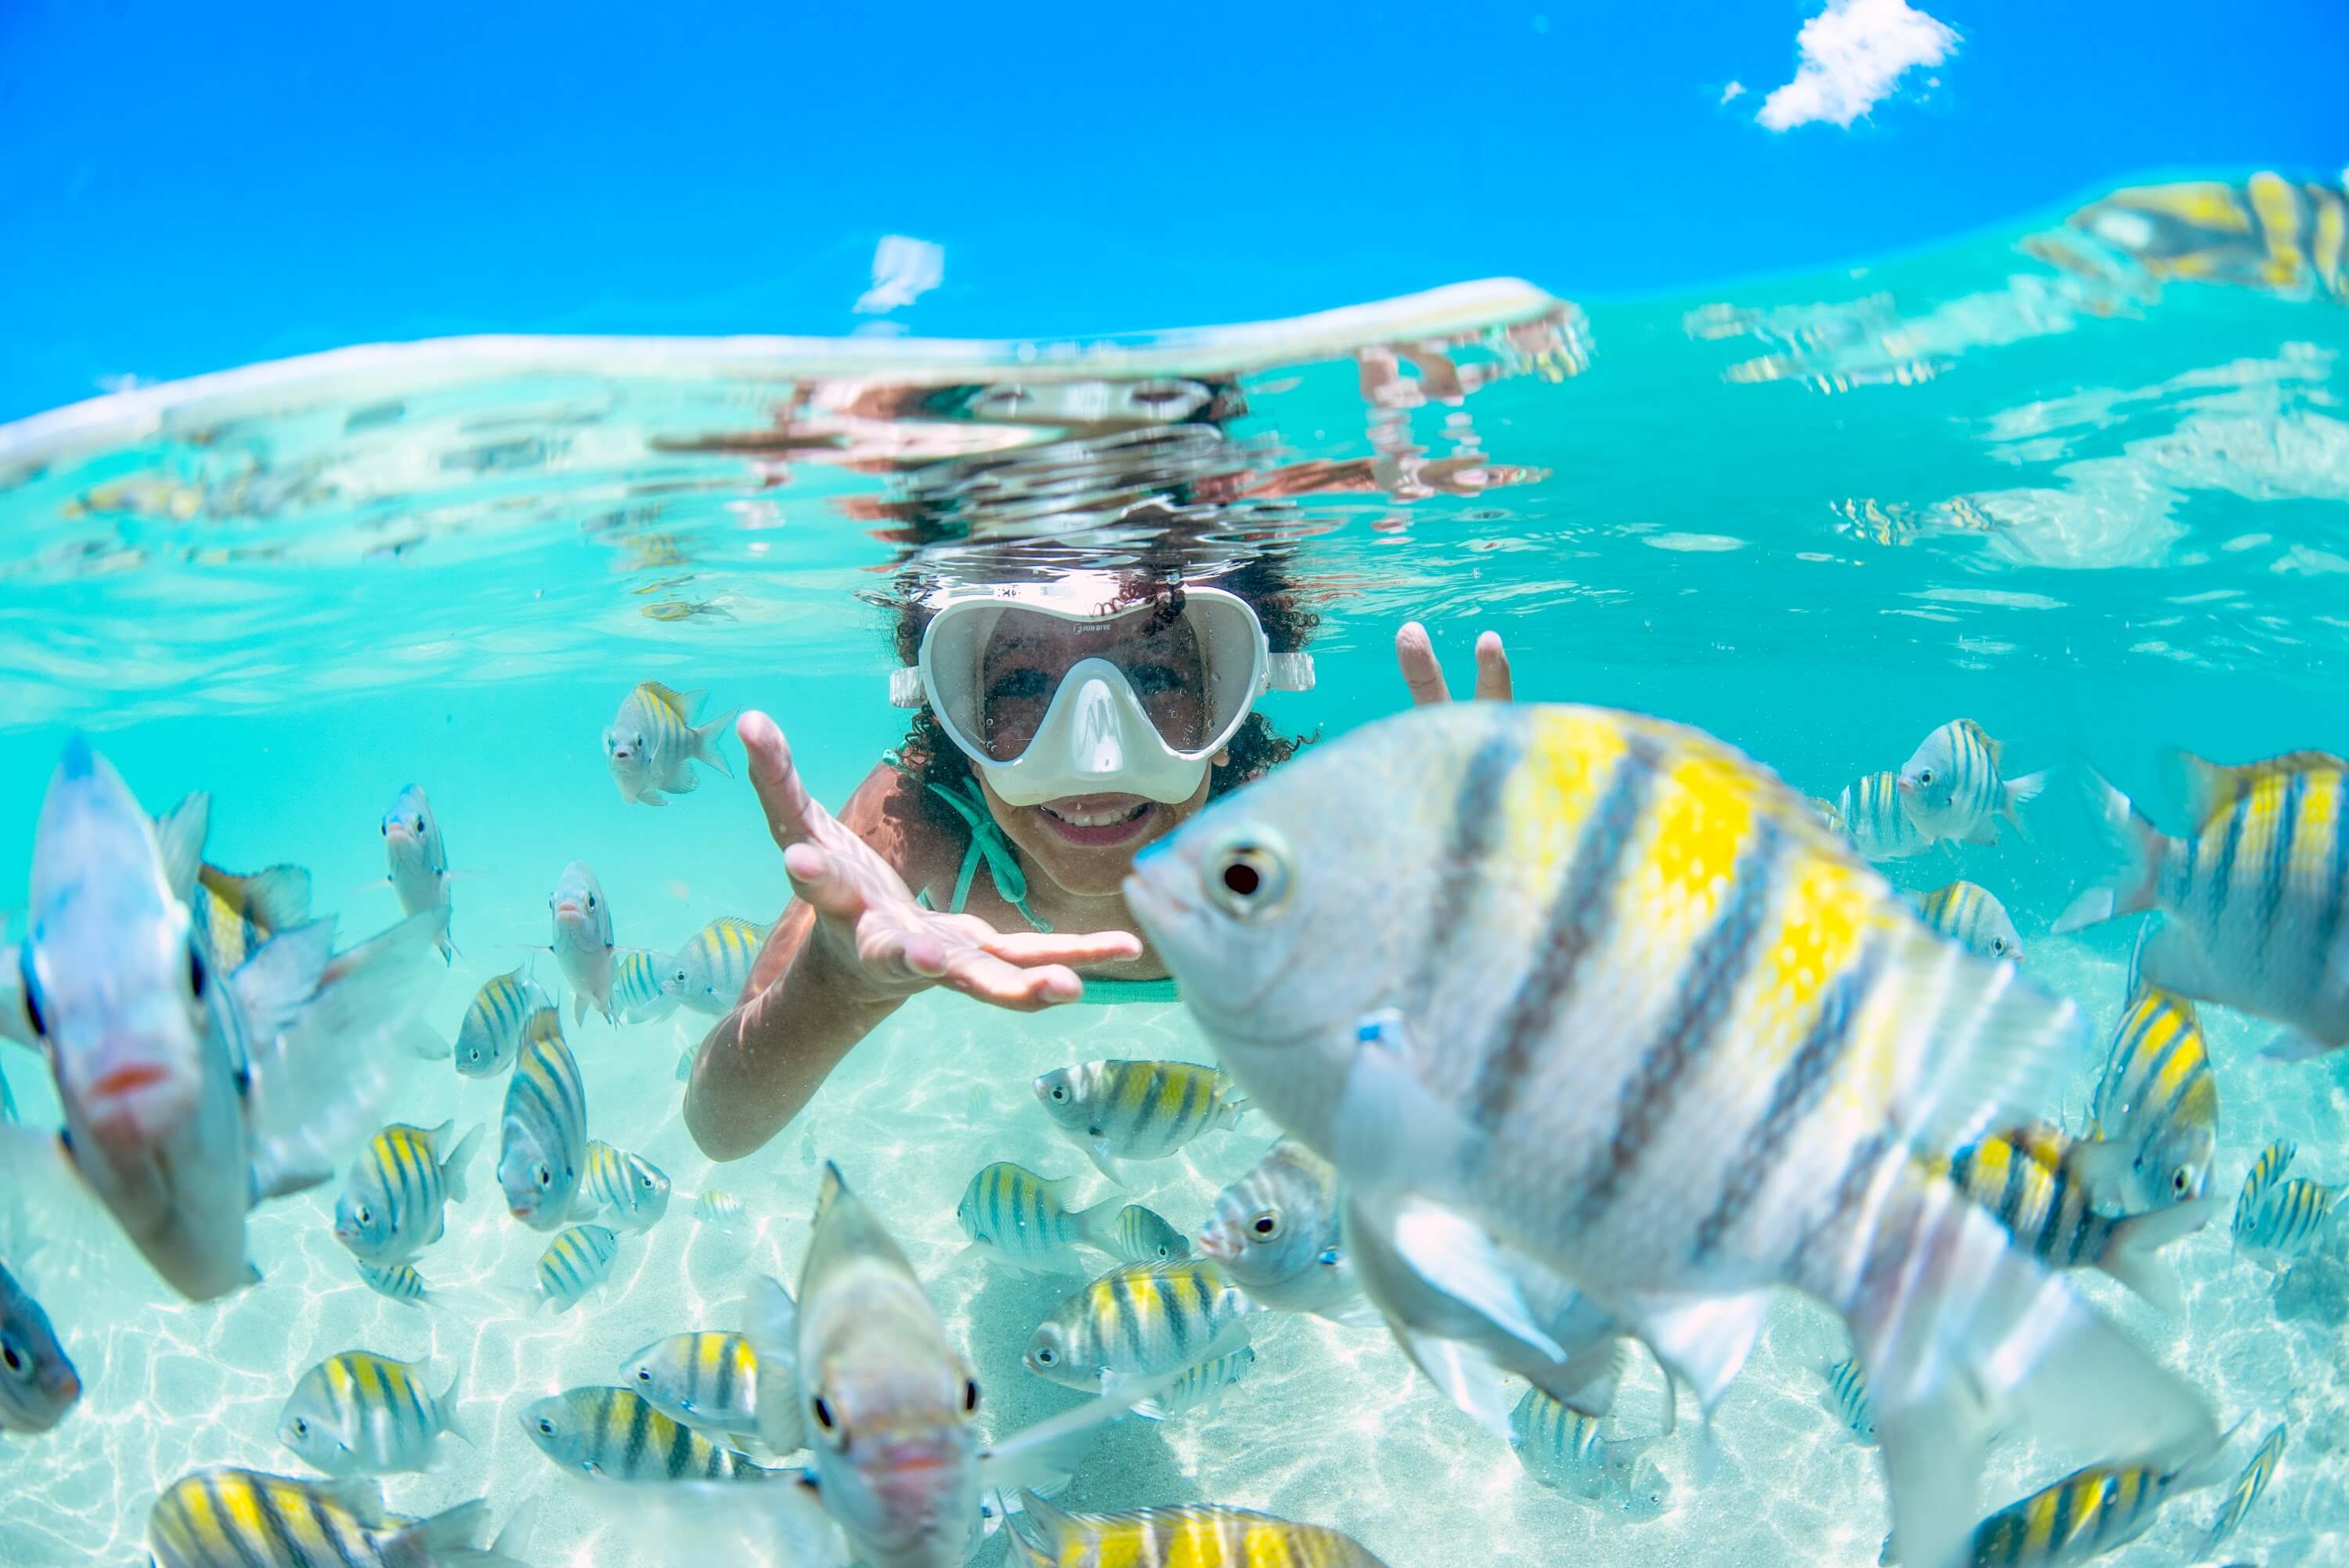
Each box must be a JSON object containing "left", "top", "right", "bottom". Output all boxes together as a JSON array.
[
  {"left": 81, "top": 1058, "right": 199, "bottom": 1144},
  {"left": 552, "top": 899, "right": 584, "bottom": 921},
  {"left": 1194, "top": 1224, "right": 1237, "bottom": 1261}
]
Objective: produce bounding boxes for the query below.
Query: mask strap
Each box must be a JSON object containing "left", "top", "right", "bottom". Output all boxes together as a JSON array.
[{"left": 882, "top": 752, "right": 1052, "bottom": 932}]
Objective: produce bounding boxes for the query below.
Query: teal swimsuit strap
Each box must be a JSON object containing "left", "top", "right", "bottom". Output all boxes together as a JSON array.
[{"left": 882, "top": 752, "right": 1052, "bottom": 932}]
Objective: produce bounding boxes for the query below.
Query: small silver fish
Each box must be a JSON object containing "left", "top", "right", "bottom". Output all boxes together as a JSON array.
[
  {"left": 665, "top": 916, "right": 770, "bottom": 1017},
  {"left": 955, "top": 1162, "right": 1119, "bottom": 1273},
  {"left": 1899, "top": 719, "right": 2045, "bottom": 847},
  {"left": 332, "top": 1119, "right": 481, "bottom": 1266},
  {"left": 1198, "top": 1138, "right": 1357, "bottom": 1317},
  {"left": 2233, "top": 1176, "right": 2343, "bottom": 1265},
  {"left": 279, "top": 1351, "right": 469, "bottom": 1476},
  {"left": 1914, "top": 881, "right": 2024, "bottom": 962},
  {"left": 584, "top": 1138, "right": 672, "bottom": 1231},
  {"left": 528, "top": 1224, "right": 620, "bottom": 1314},
  {"left": 497, "top": 1007, "right": 587, "bottom": 1231},
  {"left": 0, "top": 1256, "right": 80, "bottom": 1436},
  {"left": 1835, "top": 770, "right": 1935, "bottom": 861},
  {"left": 1509, "top": 1386, "right": 1672, "bottom": 1521},
  {"left": 355, "top": 1261, "right": 429, "bottom": 1307},
  {"left": 2235, "top": 1140, "right": 2297, "bottom": 1235},
  {"left": 520, "top": 1385, "right": 775, "bottom": 1480},
  {"left": 1131, "top": 1346, "right": 1255, "bottom": 1421},
  {"left": 547, "top": 860, "right": 615, "bottom": 1025},
  {"left": 1024, "top": 1260, "right": 1255, "bottom": 1394},
  {"left": 612, "top": 947, "right": 680, "bottom": 1025},
  {"left": 1822, "top": 1356, "right": 1877, "bottom": 1444},
  {"left": 618, "top": 1278, "right": 803, "bottom": 1453},
  {"left": 605, "top": 683, "right": 737, "bottom": 807},
  {"left": 380, "top": 784, "right": 456, "bottom": 963},
  {"left": 1033, "top": 1059, "right": 1248, "bottom": 1183},
  {"left": 453, "top": 963, "right": 550, "bottom": 1078},
  {"left": 695, "top": 1190, "right": 745, "bottom": 1231},
  {"left": 1102, "top": 1204, "right": 1191, "bottom": 1264}
]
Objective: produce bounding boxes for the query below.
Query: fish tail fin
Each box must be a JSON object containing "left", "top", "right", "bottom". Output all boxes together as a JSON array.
[
  {"left": 2054, "top": 768, "right": 2169, "bottom": 933},
  {"left": 386, "top": 1499, "right": 490, "bottom": 1566},
  {"left": 1820, "top": 1158, "right": 2214, "bottom": 1568},
  {"left": 695, "top": 708, "right": 741, "bottom": 777},
  {"left": 442, "top": 1123, "right": 484, "bottom": 1206},
  {"left": 2095, "top": 1197, "right": 2221, "bottom": 1313},
  {"left": 1071, "top": 1195, "right": 1125, "bottom": 1253},
  {"left": 1004, "top": 1491, "right": 1063, "bottom": 1563},
  {"left": 214, "top": 863, "right": 314, "bottom": 929},
  {"left": 437, "top": 1368, "right": 474, "bottom": 1447},
  {"left": 436, "top": 1498, "right": 538, "bottom": 1568}
]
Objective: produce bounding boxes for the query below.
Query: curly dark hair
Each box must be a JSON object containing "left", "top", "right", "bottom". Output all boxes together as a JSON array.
[{"left": 889, "top": 550, "right": 1319, "bottom": 842}]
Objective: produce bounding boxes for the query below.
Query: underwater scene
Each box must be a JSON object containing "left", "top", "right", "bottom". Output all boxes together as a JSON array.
[{"left": 1, "top": 170, "right": 2347, "bottom": 1568}]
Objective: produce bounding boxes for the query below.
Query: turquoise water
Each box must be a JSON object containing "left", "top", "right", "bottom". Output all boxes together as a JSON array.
[{"left": 2, "top": 176, "right": 2347, "bottom": 1566}]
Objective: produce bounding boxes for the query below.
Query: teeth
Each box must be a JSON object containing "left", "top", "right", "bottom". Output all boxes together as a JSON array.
[{"left": 1047, "top": 803, "right": 1142, "bottom": 828}]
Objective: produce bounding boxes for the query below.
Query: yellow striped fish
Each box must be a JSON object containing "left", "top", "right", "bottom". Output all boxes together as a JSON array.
[
  {"left": 188, "top": 860, "right": 309, "bottom": 972},
  {"left": 519, "top": 1386, "right": 774, "bottom": 1480},
  {"left": 145, "top": 1466, "right": 526, "bottom": 1568},
  {"left": 1198, "top": 1137, "right": 1354, "bottom": 1316},
  {"left": 955, "top": 1161, "right": 1119, "bottom": 1273},
  {"left": 1023, "top": 1259, "right": 1254, "bottom": 1393},
  {"left": 1914, "top": 881, "right": 2023, "bottom": 962},
  {"left": 1937, "top": 1125, "right": 2210, "bottom": 1308},
  {"left": 1005, "top": 1491, "right": 1390, "bottom": 1567},
  {"left": 2204, "top": 1420, "right": 2286, "bottom": 1549},
  {"left": 1032, "top": 1058, "right": 1248, "bottom": 1184},
  {"left": 2062, "top": 173, "right": 2349, "bottom": 301},
  {"left": 497, "top": 1006, "right": 587, "bottom": 1230},
  {"left": 612, "top": 946, "right": 679, "bottom": 1024},
  {"left": 1104, "top": 1203, "right": 1192, "bottom": 1265},
  {"left": 2234, "top": 1139, "right": 2297, "bottom": 1235},
  {"left": 2055, "top": 752, "right": 2349, "bottom": 1058},
  {"left": 453, "top": 962, "right": 550, "bottom": 1078},
  {"left": 330, "top": 1119, "right": 481, "bottom": 1267},
  {"left": 354, "top": 1262, "right": 428, "bottom": 1308},
  {"left": 1900, "top": 719, "right": 2044, "bottom": 848},
  {"left": 2232, "top": 1174, "right": 2343, "bottom": 1265},
  {"left": 1132, "top": 1346, "right": 1256, "bottom": 1422},
  {"left": 1883, "top": 1435, "right": 2235, "bottom": 1566},
  {"left": 1125, "top": 701, "right": 2217, "bottom": 1568},
  {"left": 529, "top": 1224, "right": 620, "bottom": 1314},
  {"left": 665, "top": 915, "right": 770, "bottom": 1016},
  {"left": 1509, "top": 1386, "right": 1672, "bottom": 1519},
  {"left": 584, "top": 1139, "right": 672, "bottom": 1231},
  {"left": 605, "top": 681, "right": 736, "bottom": 807},
  {"left": 1834, "top": 770, "right": 1934, "bottom": 861},
  {"left": 1821, "top": 1356, "right": 1877, "bottom": 1444},
  {"left": 278, "top": 1351, "right": 468, "bottom": 1476},
  {"left": 619, "top": 1281, "right": 803, "bottom": 1453},
  {"left": 2078, "top": 984, "right": 2217, "bottom": 1212}
]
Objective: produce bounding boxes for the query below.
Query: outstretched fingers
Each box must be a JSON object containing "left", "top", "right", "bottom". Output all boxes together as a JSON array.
[
  {"left": 1474, "top": 630, "right": 1514, "bottom": 702},
  {"left": 1395, "top": 621, "right": 1452, "bottom": 705},
  {"left": 741, "top": 710, "right": 826, "bottom": 852}
]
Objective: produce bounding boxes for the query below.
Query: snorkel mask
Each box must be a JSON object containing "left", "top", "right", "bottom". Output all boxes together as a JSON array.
[{"left": 893, "top": 576, "right": 1314, "bottom": 808}]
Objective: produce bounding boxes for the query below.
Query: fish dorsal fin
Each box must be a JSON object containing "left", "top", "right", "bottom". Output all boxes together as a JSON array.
[
  {"left": 154, "top": 793, "right": 210, "bottom": 903},
  {"left": 1009, "top": 1490, "right": 1076, "bottom": 1554},
  {"left": 2173, "top": 748, "right": 2347, "bottom": 825},
  {"left": 1959, "top": 720, "right": 2001, "bottom": 770}
]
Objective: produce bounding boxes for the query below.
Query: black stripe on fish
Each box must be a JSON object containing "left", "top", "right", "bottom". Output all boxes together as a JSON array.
[
  {"left": 1571, "top": 815, "right": 1785, "bottom": 1232},
  {"left": 1692, "top": 939, "right": 1884, "bottom": 1264},
  {"left": 1784, "top": 1130, "right": 1896, "bottom": 1285},
  {"left": 1469, "top": 738, "right": 1663, "bottom": 1137},
  {"left": 2318, "top": 778, "right": 2349, "bottom": 976},
  {"left": 2209, "top": 793, "right": 2248, "bottom": 932},
  {"left": 2259, "top": 771, "right": 2304, "bottom": 951},
  {"left": 1410, "top": 729, "right": 1524, "bottom": 1015}
]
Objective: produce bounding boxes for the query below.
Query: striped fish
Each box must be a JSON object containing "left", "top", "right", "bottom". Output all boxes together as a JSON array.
[
  {"left": 1899, "top": 719, "right": 2044, "bottom": 848},
  {"left": 1508, "top": 1386, "right": 1672, "bottom": 1520},
  {"left": 2062, "top": 173, "right": 2349, "bottom": 301},
  {"left": 354, "top": 1262, "right": 429, "bottom": 1308},
  {"left": 2077, "top": 985, "right": 2217, "bottom": 1212},
  {"left": 665, "top": 916, "right": 770, "bottom": 1017},
  {"left": 2055, "top": 752, "right": 2349, "bottom": 1058},
  {"left": 1914, "top": 881, "right": 2023, "bottom": 962},
  {"left": 605, "top": 682, "right": 736, "bottom": 807},
  {"left": 548, "top": 860, "right": 616, "bottom": 1026},
  {"left": 1835, "top": 770, "right": 1935, "bottom": 861},
  {"left": 1937, "top": 1125, "right": 2210, "bottom": 1307},
  {"left": 1133, "top": 1346, "right": 1255, "bottom": 1421},
  {"left": 529, "top": 1224, "right": 621, "bottom": 1313},
  {"left": 612, "top": 946, "right": 680, "bottom": 1024},
  {"left": 1806, "top": 796, "right": 1848, "bottom": 837},
  {"left": 330, "top": 1119, "right": 482, "bottom": 1266},
  {"left": 2204, "top": 1420, "right": 2286, "bottom": 1549},
  {"left": 619, "top": 1282, "right": 803, "bottom": 1454},
  {"left": 694, "top": 1189, "right": 745, "bottom": 1231},
  {"left": 1102, "top": 1204, "right": 1191, "bottom": 1265},
  {"left": 0, "top": 1256, "right": 80, "bottom": 1436},
  {"left": 146, "top": 1467, "right": 524, "bottom": 1568},
  {"left": 497, "top": 1006, "right": 587, "bottom": 1230},
  {"left": 1032, "top": 1058, "right": 1249, "bottom": 1183},
  {"left": 278, "top": 1351, "right": 469, "bottom": 1476},
  {"left": 1023, "top": 1259, "right": 1255, "bottom": 1393},
  {"left": 188, "top": 860, "right": 309, "bottom": 972},
  {"left": 453, "top": 963, "right": 550, "bottom": 1078},
  {"left": 2234, "top": 1140, "right": 2298, "bottom": 1235},
  {"left": 955, "top": 1162, "right": 1117, "bottom": 1273},
  {"left": 1005, "top": 1491, "right": 1390, "bottom": 1568},
  {"left": 2232, "top": 1177, "right": 2342, "bottom": 1264},
  {"left": 1124, "top": 701, "right": 2218, "bottom": 1568},
  {"left": 1822, "top": 1356, "right": 1877, "bottom": 1444},
  {"left": 1199, "top": 1138, "right": 1356, "bottom": 1316},
  {"left": 1884, "top": 1438, "right": 2234, "bottom": 1567},
  {"left": 585, "top": 1139, "right": 672, "bottom": 1231},
  {"left": 519, "top": 1386, "right": 774, "bottom": 1480},
  {"left": 381, "top": 784, "right": 456, "bottom": 963}
]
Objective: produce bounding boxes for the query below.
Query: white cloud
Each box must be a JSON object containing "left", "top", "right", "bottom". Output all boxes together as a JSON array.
[
  {"left": 853, "top": 234, "right": 945, "bottom": 315},
  {"left": 1755, "top": 0, "right": 1958, "bottom": 132},
  {"left": 1720, "top": 81, "right": 1746, "bottom": 103}
]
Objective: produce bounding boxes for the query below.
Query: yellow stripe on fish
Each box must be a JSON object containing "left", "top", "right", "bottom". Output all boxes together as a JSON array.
[
  {"left": 583, "top": 1140, "right": 671, "bottom": 1231},
  {"left": 1034, "top": 1059, "right": 1249, "bottom": 1180},
  {"left": 2087, "top": 986, "right": 2216, "bottom": 1209},
  {"left": 2205, "top": 1420, "right": 2286, "bottom": 1549},
  {"left": 532, "top": 1224, "right": 620, "bottom": 1313},
  {"left": 147, "top": 1465, "right": 488, "bottom": 1568},
  {"left": 1005, "top": 1491, "right": 1391, "bottom": 1568},
  {"left": 519, "top": 1386, "right": 771, "bottom": 1482},
  {"left": 497, "top": 1007, "right": 588, "bottom": 1231},
  {"left": 620, "top": 1331, "right": 763, "bottom": 1440},
  {"left": 279, "top": 1351, "right": 463, "bottom": 1476},
  {"left": 2232, "top": 1175, "right": 2341, "bottom": 1261},
  {"left": 2234, "top": 1139, "right": 2297, "bottom": 1234},
  {"left": 454, "top": 964, "right": 546, "bottom": 1078},
  {"left": 1025, "top": 1260, "right": 1254, "bottom": 1392}
]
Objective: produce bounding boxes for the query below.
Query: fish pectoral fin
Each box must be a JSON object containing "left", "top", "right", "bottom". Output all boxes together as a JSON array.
[
  {"left": 248, "top": 1159, "right": 334, "bottom": 1205},
  {"left": 2263, "top": 1028, "right": 2333, "bottom": 1062},
  {"left": 1081, "top": 1139, "right": 1125, "bottom": 1187},
  {"left": 1376, "top": 1196, "right": 1567, "bottom": 1364},
  {"left": 1332, "top": 1011, "right": 1477, "bottom": 1189},
  {"left": 982, "top": 1369, "right": 1186, "bottom": 1494},
  {"left": 1393, "top": 1320, "right": 1514, "bottom": 1436},
  {"left": 1960, "top": 818, "right": 2001, "bottom": 846},
  {"left": 1613, "top": 1289, "right": 1770, "bottom": 1416}
]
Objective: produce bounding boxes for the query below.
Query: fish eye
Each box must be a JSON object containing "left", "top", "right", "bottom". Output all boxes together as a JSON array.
[
  {"left": 291, "top": 1418, "right": 309, "bottom": 1437},
  {"left": 534, "top": 1162, "right": 553, "bottom": 1189},
  {"left": 2173, "top": 1166, "right": 2193, "bottom": 1196},
  {"left": 356, "top": 1206, "right": 372, "bottom": 1227},
  {"left": 586, "top": 893, "right": 597, "bottom": 910},
  {"left": 1918, "top": 769, "right": 1934, "bottom": 785},
  {"left": 962, "top": 1379, "right": 980, "bottom": 1415},
  {"left": 2, "top": 1343, "right": 25, "bottom": 1376},
  {"left": 413, "top": 815, "right": 425, "bottom": 833},
  {"left": 1050, "top": 1084, "right": 1067, "bottom": 1102},
  {"left": 537, "top": 1418, "right": 557, "bottom": 1436},
  {"left": 186, "top": 943, "right": 207, "bottom": 1000},
  {"left": 636, "top": 1368, "right": 651, "bottom": 1383},
  {"left": 1251, "top": 1212, "right": 1280, "bottom": 1238},
  {"left": 1203, "top": 831, "right": 1292, "bottom": 921},
  {"left": 1034, "top": 1346, "right": 1057, "bottom": 1366},
  {"left": 19, "top": 950, "right": 46, "bottom": 1040},
  {"left": 810, "top": 1394, "right": 844, "bottom": 1447},
  {"left": 1991, "top": 938, "right": 2008, "bottom": 955}
]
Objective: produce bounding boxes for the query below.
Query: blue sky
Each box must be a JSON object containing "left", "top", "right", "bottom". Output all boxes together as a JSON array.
[{"left": 0, "top": 0, "right": 2340, "bottom": 421}]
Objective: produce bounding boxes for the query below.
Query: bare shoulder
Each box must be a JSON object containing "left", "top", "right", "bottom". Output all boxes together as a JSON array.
[{"left": 834, "top": 762, "right": 961, "bottom": 892}]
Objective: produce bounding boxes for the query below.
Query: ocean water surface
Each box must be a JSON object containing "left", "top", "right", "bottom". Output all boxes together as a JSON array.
[{"left": 2, "top": 174, "right": 2347, "bottom": 1566}]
